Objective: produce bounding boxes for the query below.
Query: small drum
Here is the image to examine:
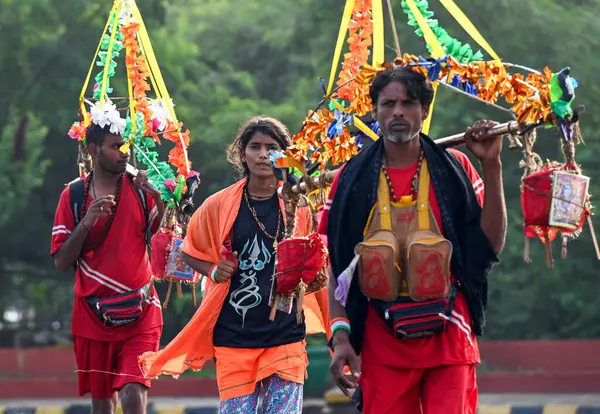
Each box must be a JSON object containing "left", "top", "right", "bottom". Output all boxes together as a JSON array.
[
  {"left": 269, "top": 232, "right": 329, "bottom": 322},
  {"left": 521, "top": 163, "right": 590, "bottom": 266}
]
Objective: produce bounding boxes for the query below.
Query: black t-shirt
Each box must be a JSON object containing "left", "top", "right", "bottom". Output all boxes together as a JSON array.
[{"left": 213, "top": 192, "right": 306, "bottom": 348}]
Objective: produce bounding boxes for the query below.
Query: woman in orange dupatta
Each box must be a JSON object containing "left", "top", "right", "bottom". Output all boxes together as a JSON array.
[{"left": 139, "top": 116, "right": 330, "bottom": 413}]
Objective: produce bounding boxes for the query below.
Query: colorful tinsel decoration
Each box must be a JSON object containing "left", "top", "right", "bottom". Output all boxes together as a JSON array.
[{"left": 68, "top": 0, "right": 197, "bottom": 205}]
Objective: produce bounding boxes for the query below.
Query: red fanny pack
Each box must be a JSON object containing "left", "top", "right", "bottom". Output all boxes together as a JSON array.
[
  {"left": 373, "top": 285, "right": 457, "bottom": 339},
  {"left": 86, "top": 285, "right": 150, "bottom": 327}
]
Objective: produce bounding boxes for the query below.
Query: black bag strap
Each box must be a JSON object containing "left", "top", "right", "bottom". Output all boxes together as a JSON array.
[
  {"left": 68, "top": 178, "right": 85, "bottom": 226},
  {"left": 67, "top": 177, "right": 85, "bottom": 271},
  {"left": 125, "top": 173, "right": 152, "bottom": 257}
]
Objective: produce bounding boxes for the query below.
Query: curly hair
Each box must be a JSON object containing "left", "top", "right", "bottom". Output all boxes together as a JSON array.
[
  {"left": 370, "top": 66, "right": 435, "bottom": 110},
  {"left": 78, "top": 123, "right": 115, "bottom": 174},
  {"left": 226, "top": 115, "right": 292, "bottom": 177}
]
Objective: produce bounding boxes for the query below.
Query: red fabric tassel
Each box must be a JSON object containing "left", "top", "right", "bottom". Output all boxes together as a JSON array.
[
  {"left": 524, "top": 236, "right": 531, "bottom": 264},
  {"left": 163, "top": 280, "right": 173, "bottom": 309},
  {"left": 545, "top": 238, "right": 554, "bottom": 268},
  {"left": 269, "top": 297, "right": 278, "bottom": 321},
  {"left": 296, "top": 284, "right": 305, "bottom": 324},
  {"left": 588, "top": 215, "right": 600, "bottom": 261}
]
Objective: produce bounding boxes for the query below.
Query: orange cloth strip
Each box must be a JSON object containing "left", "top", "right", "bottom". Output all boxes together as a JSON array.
[{"left": 215, "top": 340, "right": 308, "bottom": 401}]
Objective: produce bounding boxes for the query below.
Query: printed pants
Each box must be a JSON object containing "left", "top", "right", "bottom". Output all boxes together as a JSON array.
[{"left": 219, "top": 374, "right": 303, "bottom": 414}]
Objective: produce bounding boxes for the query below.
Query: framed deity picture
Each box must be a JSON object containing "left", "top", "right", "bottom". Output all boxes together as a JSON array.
[
  {"left": 165, "top": 236, "right": 200, "bottom": 283},
  {"left": 549, "top": 171, "right": 590, "bottom": 230}
]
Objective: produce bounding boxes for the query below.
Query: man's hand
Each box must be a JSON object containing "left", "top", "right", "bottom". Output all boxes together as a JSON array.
[
  {"left": 133, "top": 169, "right": 150, "bottom": 187},
  {"left": 82, "top": 196, "right": 116, "bottom": 229},
  {"left": 214, "top": 252, "right": 239, "bottom": 283},
  {"left": 464, "top": 120, "right": 503, "bottom": 165},
  {"left": 330, "top": 331, "right": 361, "bottom": 398},
  {"left": 134, "top": 170, "right": 160, "bottom": 199}
]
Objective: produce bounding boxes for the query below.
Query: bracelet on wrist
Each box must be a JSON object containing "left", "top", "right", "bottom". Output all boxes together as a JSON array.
[
  {"left": 331, "top": 317, "right": 351, "bottom": 338},
  {"left": 209, "top": 264, "right": 219, "bottom": 283}
]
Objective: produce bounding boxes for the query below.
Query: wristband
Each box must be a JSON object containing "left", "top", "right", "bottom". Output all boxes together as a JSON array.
[
  {"left": 209, "top": 264, "right": 219, "bottom": 283},
  {"left": 331, "top": 317, "right": 351, "bottom": 337}
]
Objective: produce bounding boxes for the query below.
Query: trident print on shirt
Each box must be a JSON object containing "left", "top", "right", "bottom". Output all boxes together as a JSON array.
[{"left": 229, "top": 234, "right": 272, "bottom": 326}]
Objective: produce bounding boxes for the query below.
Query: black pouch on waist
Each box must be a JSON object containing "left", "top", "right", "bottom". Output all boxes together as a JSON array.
[
  {"left": 372, "top": 285, "right": 457, "bottom": 339},
  {"left": 86, "top": 285, "right": 149, "bottom": 327}
]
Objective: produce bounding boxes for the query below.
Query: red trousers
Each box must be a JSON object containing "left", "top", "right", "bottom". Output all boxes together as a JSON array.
[
  {"left": 359, "top": 363, "right": 478, "bottom": 414},
  {"left": 73, "top": 327, "right": 160, "bottom": 399}
]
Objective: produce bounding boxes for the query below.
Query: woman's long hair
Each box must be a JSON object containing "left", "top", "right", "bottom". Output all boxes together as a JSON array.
[{"left": 226, "top": 116, "right": 291, "bottom": 178}]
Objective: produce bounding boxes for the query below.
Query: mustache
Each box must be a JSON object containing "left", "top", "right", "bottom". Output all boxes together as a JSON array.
[{"left": 389, "top": 119, "right": 409, "bottom": 128}]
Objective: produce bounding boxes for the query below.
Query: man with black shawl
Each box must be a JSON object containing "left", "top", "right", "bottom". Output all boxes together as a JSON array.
[{"left": 318, "top": 66, "right": 506, "bottom": 413}]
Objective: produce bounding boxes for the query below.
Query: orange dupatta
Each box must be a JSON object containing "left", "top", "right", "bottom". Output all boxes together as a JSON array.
[{"left": 139, "top": 178, "right": 331, "bottom": 378}]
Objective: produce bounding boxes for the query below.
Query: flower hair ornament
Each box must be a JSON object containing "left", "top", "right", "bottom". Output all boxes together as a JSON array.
[{"left": 68, "top": 99, "right": 126, "bottom": 143}]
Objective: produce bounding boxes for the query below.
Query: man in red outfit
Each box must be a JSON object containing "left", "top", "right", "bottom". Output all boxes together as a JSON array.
[
  {"left": 320, "top": 66, "right": 507, "bottom": 413},
  {"left": 51, "top": 123, "right": 164, "bottom": 414}
]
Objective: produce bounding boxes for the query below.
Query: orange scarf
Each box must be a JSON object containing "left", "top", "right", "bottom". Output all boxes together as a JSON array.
[{"left": 139, "top": 178, "right": 331, "bottom": 378}]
